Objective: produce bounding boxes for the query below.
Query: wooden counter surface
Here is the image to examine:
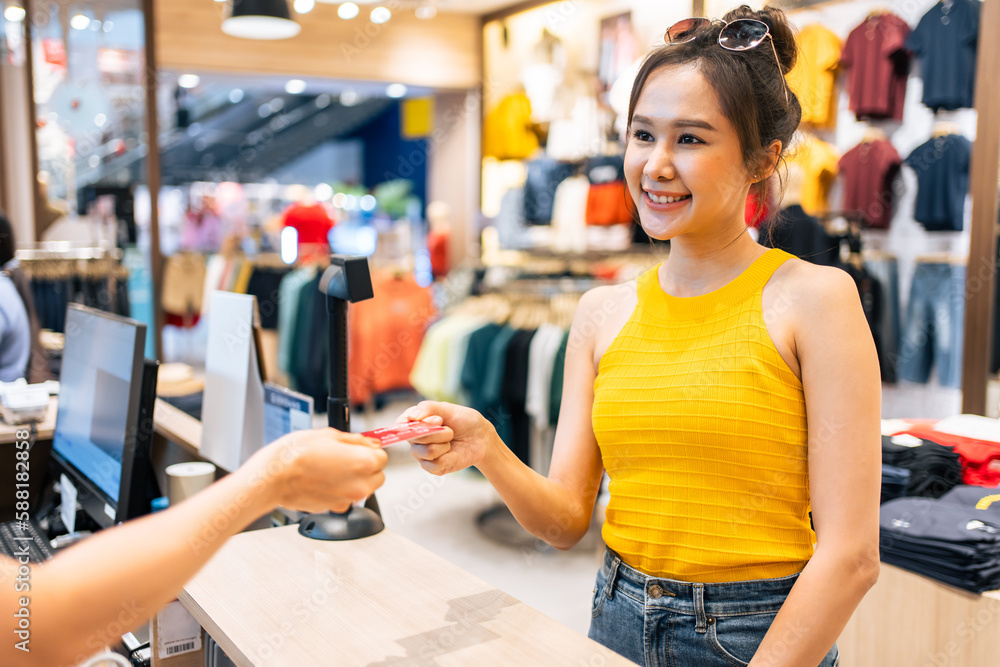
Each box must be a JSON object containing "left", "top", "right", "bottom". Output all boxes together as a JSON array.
[
  {"left": 179, "top": 525, "right": 632, "bottom": 667},
  {"left": 152, "top": 397, "right": 202, "bottom": 456}
]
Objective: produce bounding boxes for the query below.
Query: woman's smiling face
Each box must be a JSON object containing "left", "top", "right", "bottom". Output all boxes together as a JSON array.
[{"left": 625, "top": 63, "right": 755, "bottom": 241}]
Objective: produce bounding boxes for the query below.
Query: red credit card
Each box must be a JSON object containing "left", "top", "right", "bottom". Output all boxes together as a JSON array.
[{"left": 362, "top": 422, "right": 447, "bottom": 447}]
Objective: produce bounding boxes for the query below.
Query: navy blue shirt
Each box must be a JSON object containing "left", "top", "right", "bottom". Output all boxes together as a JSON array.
[
  {"left": 523, "top": 157, "right": 576, "bottom": 225},
  {"left": 905, "top": 0, "right": 979, "bottom": 111},
  {"left": 904, "top": 134, "right": 971, "bottom": 231}
]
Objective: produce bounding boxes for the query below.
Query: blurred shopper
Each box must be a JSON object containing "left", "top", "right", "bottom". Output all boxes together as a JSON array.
[{"left": 0, "top": 211, "right": 43, "bottom": 382}]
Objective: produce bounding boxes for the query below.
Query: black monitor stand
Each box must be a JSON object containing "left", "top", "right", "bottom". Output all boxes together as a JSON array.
[
  {"left": 298, "top": 256, "right": 385, "bottom": 541},
  {"left": 118, "top": 358, "right": 162, "bottom": 522}
]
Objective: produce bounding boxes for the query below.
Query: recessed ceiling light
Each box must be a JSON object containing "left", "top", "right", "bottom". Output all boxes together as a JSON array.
[
  {"left": 339, "top": 89, "right": 359, "bottom": 106},
  {"left": 314, "top": 183, "right": 334, "bottom": 201},
  {"left": 370, "top": 6, "right": 390, "bottom": 24},
  {"left": 337, "top": 3, "right": 359, "bottom": 19},
  {"left": 293, "top": 0, "right": 315, "bottom": 13},
  {"left": 3, "top": 6, "right": 25, "bottom": 22},
  {"left": 415, "top": 5, "right": 436, "bottom": 19},
  {"left": 285, "top": 79, "right": 307, "bottom": 94},
  {"left": 178, "top": 74, "right": 201, "bottom": 89},
  {"left": 70, "top": 14, "right": 91, "bottom": 30},
  {"left": 385, "top": 83, "right": 406, "bottom": 98}
]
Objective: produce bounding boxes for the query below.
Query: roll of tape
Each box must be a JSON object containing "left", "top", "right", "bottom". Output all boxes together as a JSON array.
[{"left": 165, "top": 461, "right": 217, "bottom": 505}]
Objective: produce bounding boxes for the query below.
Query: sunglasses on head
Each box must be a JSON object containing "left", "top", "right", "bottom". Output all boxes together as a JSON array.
[{"left": 664, "top": 17, "right": 789, "bottom": 104}]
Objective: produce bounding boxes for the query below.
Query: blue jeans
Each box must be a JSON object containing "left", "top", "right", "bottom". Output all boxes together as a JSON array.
[
  {"left": 898, "top": 262, "right": 966, "bottom": 388},
  {"left": 588, "top": 549, "right": 839, "bottom": 667}
]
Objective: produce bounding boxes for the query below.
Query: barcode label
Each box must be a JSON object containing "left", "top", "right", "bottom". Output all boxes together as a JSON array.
[{"left": 166, "top": 641, "right": 196, "bottom": 655}]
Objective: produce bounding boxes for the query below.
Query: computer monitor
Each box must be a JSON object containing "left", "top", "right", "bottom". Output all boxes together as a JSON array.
[{"left": 50, "top": 304, "right": 146, "bottom": 530}]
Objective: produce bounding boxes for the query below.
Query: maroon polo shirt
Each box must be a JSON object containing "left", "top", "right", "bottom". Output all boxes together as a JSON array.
[
  {"left": 840, "top": 13, "right": 911, "bottom": 120},
  {"left": 838, "top": 139, "right": 902, "bottom": 228}
]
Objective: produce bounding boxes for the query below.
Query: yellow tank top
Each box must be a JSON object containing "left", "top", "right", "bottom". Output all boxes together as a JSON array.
[{"left": 592, "top": 249, "right": 814, "bottom": 583}]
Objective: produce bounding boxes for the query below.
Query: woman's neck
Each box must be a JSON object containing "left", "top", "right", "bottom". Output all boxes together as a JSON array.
[{"left": 659, "top": 224, "right": 766, "bottom": 298}]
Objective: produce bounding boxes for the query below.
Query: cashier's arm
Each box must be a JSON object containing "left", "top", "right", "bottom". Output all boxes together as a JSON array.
[
  {"left": 401, "top": 288, "right": 610, "bottom": 550},
  {"left": 0, "top": 429, "right": 387, "bottom": 667},
  {"left": 750, "top": 264, "right": 882, "bottom": 667}
]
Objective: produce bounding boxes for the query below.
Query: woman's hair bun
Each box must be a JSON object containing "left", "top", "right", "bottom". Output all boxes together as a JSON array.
[{"left": 722, "top": 4, "right": 798, "bottom": 75}]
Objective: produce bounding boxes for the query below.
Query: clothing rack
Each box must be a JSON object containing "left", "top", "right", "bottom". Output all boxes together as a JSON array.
[{"left": 15, "top": 243, "right": 122, "bottom": 262}]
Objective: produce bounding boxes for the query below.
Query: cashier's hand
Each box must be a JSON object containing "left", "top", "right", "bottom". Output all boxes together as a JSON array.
[
  {"left": 396, "top": 401, "right": 495, "bottom": 475},
  {"left": 250, "top": 428, "right": 388, "bottom": 513}
]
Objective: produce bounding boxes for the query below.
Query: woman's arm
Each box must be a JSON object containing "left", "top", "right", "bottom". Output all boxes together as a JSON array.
[
  {"left": 750, "top": 265, "right": 882, "bottom": 667},
  {"left": 0, "top": 429, "right": 387, "bottom": 667},
  {"left": 402, "top": 288, "right": 612, "bottom": 549}
]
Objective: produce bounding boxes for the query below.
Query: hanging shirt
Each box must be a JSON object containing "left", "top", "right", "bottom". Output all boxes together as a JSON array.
[
  {"left": 550, "top": 176, "right": 590, "bottom": 253},
  {"left": 789, "top": 133, "right": 840, "bottom": 215},
  {"left": 584, "top": 154, "right": 631, "bottom": 226},
  {"left": 349, "top": 272, "right": 435, "bottom": 405},
  {"left": 838, "top": 139, "right": 902, "bottom": 228},
  {"left": 282, "top": 202, "right": 333, "bottom": 246},
  {"left": 483, "top": 93, "right": 538, "bottom": 160},
  {"left": 840, "top": 13, "right": 910, "bottom": 120},
  {"left": 905, "top": 134, "right": 972, "bottom": 232},
  {"left": 525, "top": 324, "right": 567, "bottom": 429},
  {"left": 762, "top": 205, "right": 839, "bottom": 267},
  {"left": 786, "top": 24, "right": 842, "bottom": 128},
  {"left": 524, "top": 157, "right": 577, "bottom": 225},
  {"left": 906, "top": 0, "right": 979, "bottom": 112}
]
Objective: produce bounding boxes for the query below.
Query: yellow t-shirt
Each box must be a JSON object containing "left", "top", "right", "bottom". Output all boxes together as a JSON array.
[
  {"left": 790, "top": 133, "right": 840, "bottom": 215},
  {"left": 593, "top": 250, "right": 813, "bottom": 582},
  {"left": 483, "top": 93, "right": 538, "bottom": 160},
  {"left": 787, "top": 24, "right": 842, "bottom": 128}
]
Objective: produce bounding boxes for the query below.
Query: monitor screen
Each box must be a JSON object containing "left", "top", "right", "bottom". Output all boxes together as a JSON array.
[{"left": 52, "top": 305, "right": 145, "bottom": 519}]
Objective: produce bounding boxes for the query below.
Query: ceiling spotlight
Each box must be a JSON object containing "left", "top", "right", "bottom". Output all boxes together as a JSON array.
[
  {"left": 285, "top": 79, "right": 307, "bottom": 94},
  {"left": 415, "top": 5, "right": 436, "bottom": 19},
  {"left": 385, "top": 83, "right": 406, "bottom": 98},
  {"left": 370, "top": 6, "right": 390, "bottom": 24},
  {"left": 314, "top": 183, "right": 334, "bottom": 201},
  {"left": 293, "top": 0, "right": 315, "bottom": 13},
  {"left": 102, "top": 20, "right": 114, "bottom": 32},
  {"left": 3, "top": 6, "right": 25, "bottom": 22},
  {"left": 337, "top": 3, "right": 359, "bottom": 19},
  {"left": 339, "top": 89, "right": 359, "bottom": 106},
  {"left": 178, "top": 74, "right": 201, "bottom": 89},
  {"left": 222, "top": 0, "right": 301, "bottom": 40},
  {"left": 229, "top": 88, "right": 245, "bottom": 103},
  {"left": 70, "top": 14, "right": 91, "bottom": 30}
]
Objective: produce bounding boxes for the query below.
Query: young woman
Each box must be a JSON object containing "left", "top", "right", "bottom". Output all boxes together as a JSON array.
[{"left": 400, "top": 6, "right": 880, "bottom": 666}]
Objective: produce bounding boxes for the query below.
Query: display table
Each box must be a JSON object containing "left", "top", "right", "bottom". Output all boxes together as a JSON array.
[
  {"left": 838, "top": 563, "right": 1000, "bottom": 666},
  {"left": 179, "top": 524, "right": 632, "bottom": 666}
]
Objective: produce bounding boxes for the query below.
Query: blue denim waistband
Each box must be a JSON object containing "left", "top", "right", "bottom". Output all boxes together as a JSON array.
[{"left": 600, "top": 548, "right": 800, "bottom": 617}]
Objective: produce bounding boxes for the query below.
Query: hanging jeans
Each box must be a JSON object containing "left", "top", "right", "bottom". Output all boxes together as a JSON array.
[
  {"left": 588, "top": 549, "right": 839, "bottom": 666},
  {"left": 864, "top": 256, "right": 901, "bottom": 383},
  {"left": 898, "top": 262, "right": 966, "bottom": 388}
]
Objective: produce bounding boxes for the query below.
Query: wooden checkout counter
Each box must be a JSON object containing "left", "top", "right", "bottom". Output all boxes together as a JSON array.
[{"left": 4, "top": 401, "right": 1000, "bottom": 665}]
